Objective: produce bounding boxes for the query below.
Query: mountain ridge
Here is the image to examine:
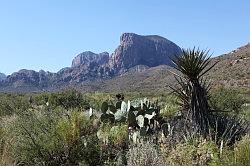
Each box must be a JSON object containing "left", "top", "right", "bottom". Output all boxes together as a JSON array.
[
  {"left": 0, "top": 33, "right": 182, "bottom": 92},
  {"left": 1, "top": 36, "right": 249, "bottom": 93}
]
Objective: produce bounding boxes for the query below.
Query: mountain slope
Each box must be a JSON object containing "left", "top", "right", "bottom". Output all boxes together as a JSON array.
[
  {"left": 73, "top": 44, "right": 250, "bottom": 93},
  {"left": 208, "top": 43, "right": 250, "bottom": 88}
]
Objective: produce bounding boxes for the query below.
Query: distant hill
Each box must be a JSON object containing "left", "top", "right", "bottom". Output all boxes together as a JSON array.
[{"left": 70, "top": 65, "right": 177, "bottom": 93}]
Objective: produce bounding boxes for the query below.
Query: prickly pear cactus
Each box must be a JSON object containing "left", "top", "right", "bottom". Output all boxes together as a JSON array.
[{"left": 100, "top": 95, "right": 162, "bottom": 139}]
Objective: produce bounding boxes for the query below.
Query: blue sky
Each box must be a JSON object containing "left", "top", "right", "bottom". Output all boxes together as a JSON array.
[{"left": 0, "top": 0, "right": 249, "bottom": 75}]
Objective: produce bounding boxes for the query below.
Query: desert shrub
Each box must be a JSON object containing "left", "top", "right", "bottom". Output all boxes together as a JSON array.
[
  {"left": 0, "top": 116, "right": 17, "bottom": 166},
  {"left": 49, "top": 91, "right": 80, "bottom": 110},
  {"left": 84, "top": 93, "right": 115, "bottom": 110},
  {"left": 166, "top": 136, "right": 221, "bottom": 166},
  {"left": 33, "top": 90, "right": 90, "bottom": 110},
  {"left": 160, "top": 95, "right": 179, "bottom": 117},
  {"left": 0, "top": 124, "right": 4, "bottom": 159},
  {"left": 96, "top": 123, "right": 128, "bottom": 165},
  {"left": 9, "top": 108, "right": 101, "bottom": 165},
  {"left": 242, "top": 105, "right": 250, "bottom": 120},
  {"left": 209, "top": 88, "right": 245, "bottom": 113},
  {"left": 232, "top": 135, "right": 250, "bottom": 166},
  {"left": 208, "top": 114, "right": 249, "bottom": 146},
  {"left": 0, "top": 94, "right": 30, "bottom": 117},
  {"left": 127, "top": 141, "right": 166, "bottom": 166},
  {"left": 109, "top": 124, "right": 128, "bottom": 148}
]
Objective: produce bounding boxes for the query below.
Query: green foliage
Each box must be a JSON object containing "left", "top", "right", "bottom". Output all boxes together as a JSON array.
[
  {"left": 160, "top": 95, "right": 179, "bottom": 117},
  {"left": 84, "top": 93, "right": 115, "bottom": 110},
  {"left": 166, "top": 137, "right": 221, "bottom": 166},
  {"left": 109, "top": 124, "right": 128, "bottom": 147},
  {"left": 172, "top": 48, "right": 216, "bottom": 80},
  {"left": 233, "top": 135, "right": 250, "bottom": 166},
  {"left": 9, "top": 108, "right": 101, "bottom": 165},
  {"left": 48, "top": 90, "right": 90, "bottom": 110},
  {"left": 0, "top": 93, "right": 30, "bottom": 116},
  {"left": 0, "top": 90, "right": 249, "bottom": 165},
  {"left": 33, "top": 90, "right": 90, "bottom": 111},
  {"left": 171, "top": 48, "right": 216, "bottom": 136},
  {"left": 210, "top": 88, "right": 245, "bottom": 113},
  {"left": 242, "top": 105, "right": 250, "bottom": 120},
  {"left": 0, "top": 124, "right": 4, "bottom": 157}
]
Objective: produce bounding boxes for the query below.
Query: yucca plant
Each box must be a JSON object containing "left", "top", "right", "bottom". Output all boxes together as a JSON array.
[{"left": 171, "top": 48, "right": 217, "bottom": 136}]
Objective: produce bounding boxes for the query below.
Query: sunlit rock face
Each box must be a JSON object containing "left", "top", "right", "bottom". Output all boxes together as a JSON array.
[{"left": 108, "top": 33, "right": 182, "bottom": 74}]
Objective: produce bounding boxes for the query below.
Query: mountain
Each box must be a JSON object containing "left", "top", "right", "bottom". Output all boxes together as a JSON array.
[
  {"left": 0, "top": 33, "right": 182, "bottom": 92},
  {"left": 108, "top": 33, "right": 181, "bottom": 74},
  {"left": 71, "top": 51, "right": 109, "bottom": 68},
  {"left": 0, "top": 32, "right": 249, "bottom": 93},
  {"left": 208, "top": 43, "right": 250, "bottom": 88},
  {"left": 74, "top": 43, "right": 250, "bottom": 93},
  {"left": 0, "top": 73, "right": 6, "bottom": 81}
]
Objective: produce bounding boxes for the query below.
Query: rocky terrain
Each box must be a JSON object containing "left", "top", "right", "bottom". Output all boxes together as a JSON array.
[
  {"left": 74, "top": 42, "right": 250, "bottom": 93},
  {"left": 0, "top": 73, "right": 6, "bottom": 81},
  {"left": 0, "top": 33, "right": 182, "bottom": 92},
  {"left": 209, "top": 43, "right": 250, "bottom": 88}
]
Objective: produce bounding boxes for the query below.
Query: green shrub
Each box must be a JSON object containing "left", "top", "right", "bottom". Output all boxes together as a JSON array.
[
  {"left": 109, "top": 124, "right": 128, "bottom": 148},
  {"left": 0, "top": 94, "right": 30, "bottom": 117},
  {"left": 233, "top": 135, "right": 250, "bottom": 166},
  {"left": 166, "top": 137, "right": 222, "bottom": 166},
  {"left": 33, "top": 90, "right": 90, "bottom": 110},
  {"left": 209, "top": 88, "right": 245, "bottom": 113},
  {"left": 9, "top": 108, "right": 101, "bottom": 165},
  {"left": 160, "top": 95, "right": 179, "bottom": 117},
  {"left": 0, "top": 124, "right": 4, "bottom": 158}
]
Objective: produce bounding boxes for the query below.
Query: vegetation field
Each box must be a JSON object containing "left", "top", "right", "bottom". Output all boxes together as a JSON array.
[{"left": 0, "top": 49, "right": 249, "bottom": 166}]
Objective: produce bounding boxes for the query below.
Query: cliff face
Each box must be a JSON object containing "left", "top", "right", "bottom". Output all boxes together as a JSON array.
[
  {"left": 2, "top": 69, "right": 54, "bottom": 88},
  {"left": 71, "top": 51, "right": 109, "bottom": 68},
  {"left": 0, "top": 33, "right": 182, "bottom": 92},
  {"left": 0, "top": 73, "right": 6, "bottom": 81},
  {"left": 109, "top": 33, "right": 182, "bottom": 74}
]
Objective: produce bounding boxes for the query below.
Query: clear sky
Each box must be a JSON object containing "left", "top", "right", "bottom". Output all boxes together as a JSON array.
[{"left": 0, "top": 0, "right": 249, "bottom": 75}]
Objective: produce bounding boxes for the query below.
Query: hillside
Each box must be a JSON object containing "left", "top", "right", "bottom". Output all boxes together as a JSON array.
[
  {"left": 208, "top": 43, "right": 250, "bottom": 88},
  {"left": 74, "top": 44, "right": 250, "bottom": 93}
]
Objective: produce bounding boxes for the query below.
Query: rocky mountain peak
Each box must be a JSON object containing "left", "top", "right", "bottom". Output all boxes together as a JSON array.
[
  {"left": 0, "top": 33, "right": 183, "bottom": 92},
  {"left": 71, "top": 51, "right": 109, "bottom": 68},
  {"left": 109, "top": 33, "right": 182, "bottom": 74},
  {"left": 0, "top": 72, "right": 6, "bottom": 81}
]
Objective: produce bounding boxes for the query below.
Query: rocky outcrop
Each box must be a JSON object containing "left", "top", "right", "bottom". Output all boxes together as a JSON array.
[
  {"left": 71, "top": 51, "right": 109, "bottom": 68},
  {"left": 2, "top": 69, "right": 54, "bottom": 88},
  {"left": 56, "top": 33, "right": 182, "bottom": 83},
  {"left": 108, "top": 33, "right": 182, "bottom": 74},
  {"left": 0, "top": 73, "right": 6, "bottom": 81}
]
